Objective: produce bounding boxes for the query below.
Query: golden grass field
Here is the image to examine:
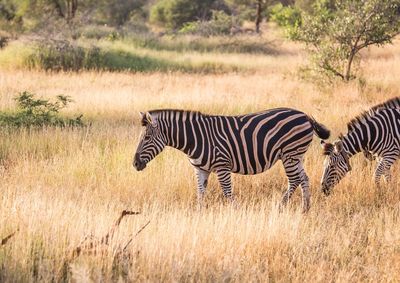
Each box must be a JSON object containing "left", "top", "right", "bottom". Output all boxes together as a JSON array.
[{"left": 1, "top": 32, "right": 400, "bottom": 282}]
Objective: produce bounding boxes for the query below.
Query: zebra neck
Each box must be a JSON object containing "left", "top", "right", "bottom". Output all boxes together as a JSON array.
[
  {"left": 160, "top": 111, "right": 200, "bottom": 156},
  {"left": 341, "top": 130, "right": 365, "bottom": 158}
]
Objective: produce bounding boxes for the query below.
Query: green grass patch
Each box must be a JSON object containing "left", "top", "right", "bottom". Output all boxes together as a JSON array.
[{"left": 0, "top": 34, "right": 281, "bottom": 73}]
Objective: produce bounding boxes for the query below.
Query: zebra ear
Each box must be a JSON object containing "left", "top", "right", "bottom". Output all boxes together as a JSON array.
[
  {"left": 334, "top": 140, "right": 343, "bottom": 153},
  {"left": 139, "top": 111, "right": 145, "bottom": 122},
  {"left": 321, "top": 140, "right": 334, "bottom": 155},
  {"left": 139, "top": 111, "right": 153, "bottom": 126},
  {"left": 145, "top": 112, "right": 153, "bottom": 124}
]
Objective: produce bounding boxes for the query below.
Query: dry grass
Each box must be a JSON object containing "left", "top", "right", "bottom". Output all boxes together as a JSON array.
[{"left": 1, "top": 35, "right": 400, "bottom": 282}]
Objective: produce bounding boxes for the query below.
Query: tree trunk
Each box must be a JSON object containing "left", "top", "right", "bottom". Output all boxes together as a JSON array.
[
  {"left": 344, "top": 50, "right": 356, "bottom": 81},
  {"left": 52, "top": 0, "right": 65, "bottom": 18},
  {"left": 65, "top": 0, "right": 78, "bottom": 23},
  {"left": 255, "top": 0, "right": 263, "bottom": 33}
]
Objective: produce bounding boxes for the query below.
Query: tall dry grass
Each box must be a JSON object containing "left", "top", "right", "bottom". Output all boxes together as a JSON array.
[{"left": 1, "top": 36, "right": 400, "bottom": 282}]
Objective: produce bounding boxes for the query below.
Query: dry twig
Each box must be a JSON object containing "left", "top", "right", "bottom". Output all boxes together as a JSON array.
[{"left": 1, "top": 229, "right": 18, "bottom": 246}]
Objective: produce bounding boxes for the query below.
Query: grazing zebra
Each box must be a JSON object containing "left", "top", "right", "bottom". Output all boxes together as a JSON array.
[
  {"left": 320, "top": 97, "right": 400, "bottom": 195},
  {"left": 133, "top": 108, "right": 330, "bottom": 211}
]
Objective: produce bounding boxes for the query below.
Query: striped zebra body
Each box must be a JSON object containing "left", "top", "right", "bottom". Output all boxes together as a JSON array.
[
  {"left": 321, "top": 97, "right": 400, "bottom": 194},
  {"left": 134, "top": 108, "right": 330, "bottom": 211}
]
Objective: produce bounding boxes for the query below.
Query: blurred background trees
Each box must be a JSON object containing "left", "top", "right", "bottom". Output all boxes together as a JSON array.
[
  {"left": 0, "top": 0, "right": 307, "bottom": 34},
  {"left": 1, "top": 0, "right": 399, "bottom": 82}
]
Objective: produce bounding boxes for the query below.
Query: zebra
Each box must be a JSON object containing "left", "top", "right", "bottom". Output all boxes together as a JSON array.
[
  {"left": 133, "top": 108, "right": 330, "bottom": 212},
  {"left": 320, "top": 97, "right": 400, "bottom": 195}
]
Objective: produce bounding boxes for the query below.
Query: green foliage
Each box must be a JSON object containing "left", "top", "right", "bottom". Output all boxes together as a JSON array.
[
  {"left": 0, "top": 0, "right": 22, "bottom": 34},
  {"left": 269, "top": 3, "right": 302, "bottom": 38},
  {"left": 0, "top": 0, "right": 17, "bottom": 21},
  {"left": 150, "top": 0, "right": 216, "bottom": 29},
  {"left": 294, "top": 0, "right": 316, "bottom": 12},
  {"left": 225, "top": 0, "right": 260, "bottom": 22},
  {"left": 295, "top": 0, "right": 400, "bottom": 82},
  {"left": 179, "top": 10, "right": 236, "bottom": 36},
  {"left": 96, "top": 0, "right": 147, "bottom": 26},
  {"left": 0, "top": 0, "right": 147, "bottom": 32},
  {"left": 0, "top": 91, "right": 84, "bottom": 128}
]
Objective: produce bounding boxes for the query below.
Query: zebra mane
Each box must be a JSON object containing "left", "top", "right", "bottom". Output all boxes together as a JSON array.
[
  {"left": 347, "top": 97, "right": 400, "bottom": 131},
  {"left": 148, "top": 109, "right": 201, "bottom": 116},
  {"left": 322, "top": 142, "right": 334, "bottom": 155},
  {"left": 142, "top": 109, "right": 203, "bottom": 125},
  {"left": 147, "top": 109, "right": 203, "bottom": 120}
]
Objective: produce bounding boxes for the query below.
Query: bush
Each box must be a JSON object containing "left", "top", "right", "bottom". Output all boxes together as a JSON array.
[
  {"left": 0, "top": 92, "right": 84, "bottom": 128},
  {"left": 269, "top": 3, "right": 302, "bottom": 39},
  {"left": 179, "top": 10, "right": 236, "bottom": 36},
  {"left": 26, "top": 40, "right": 104, "bottom": 71}
]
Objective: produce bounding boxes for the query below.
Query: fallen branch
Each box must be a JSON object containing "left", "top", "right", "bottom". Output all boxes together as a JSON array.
[
  {"left": 57, "top": 210, "right": 149, "bottom": 281},
  {"left": 71, "top": 210, "right": 141, "bottom": 258},
  {"left": 1, "top": 229, "right": 18, "bottom": 246}
]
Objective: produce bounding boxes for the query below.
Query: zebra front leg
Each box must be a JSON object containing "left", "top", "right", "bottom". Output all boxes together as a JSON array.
[
  {"left": 195, "top": 168, "right": 210, "bottom": 207},
  {"left": 216, "top": 169, "right": 233, "bottom": 201},
  {"left": 383, "top": 170, "right": 392, "bottom": 183},
  {"left": 281, "top": 158, "right": 302, "bottom": 210}
]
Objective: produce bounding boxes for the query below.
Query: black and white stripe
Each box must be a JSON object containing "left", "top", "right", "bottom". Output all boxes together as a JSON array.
[
  {"left": 321, "top": 97, "right": 400, "bottom": 194},
  {"left": 134, "top": 108, "right": 330, "bottom": 211}
]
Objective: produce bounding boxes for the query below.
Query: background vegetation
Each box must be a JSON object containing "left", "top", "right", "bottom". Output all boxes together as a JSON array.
[
  {"left": 1, "top": 0, "right": 399, "bottom": 80},
  {"left": 1, "top": 0, "right": 400, "bottom": 282}
]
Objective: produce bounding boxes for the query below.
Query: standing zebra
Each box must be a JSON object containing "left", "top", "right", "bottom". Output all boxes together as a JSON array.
[
  {"left": 133, "top": 108, "right": 330, "bottom": 212},
  {"left": 321, "top": 97, "right": 400, "bottom": 195}
]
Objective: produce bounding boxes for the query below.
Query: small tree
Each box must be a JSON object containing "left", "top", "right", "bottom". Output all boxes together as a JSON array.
[{"left": 295, "top": 0, "right": 400, "bottom": 81}]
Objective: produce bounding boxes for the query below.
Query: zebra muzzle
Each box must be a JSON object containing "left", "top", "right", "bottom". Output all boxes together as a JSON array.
[
  {"left": 133, "top": 154, "right": 146, "bottom": 171},
  {"left": 321, "top": 185, "right": 331, "bottom": 196}
]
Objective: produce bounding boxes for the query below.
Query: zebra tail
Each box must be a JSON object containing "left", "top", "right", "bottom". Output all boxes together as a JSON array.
[{"left": 308, "top": 116, "right": 330, "bottom": 140}]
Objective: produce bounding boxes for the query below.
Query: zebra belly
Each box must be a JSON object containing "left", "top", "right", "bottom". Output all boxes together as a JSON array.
[{"left": 229, "top": 124, "right": 313, "bottom": 175}]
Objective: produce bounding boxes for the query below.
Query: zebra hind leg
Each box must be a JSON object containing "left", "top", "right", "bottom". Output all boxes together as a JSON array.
[
  {"left": 374, "top": 155, "right": 397, "bottom": 186},
  {"left": 280, "top": 158, "right": 302, "bottom": 211},
  {"left": 300, "top": 171, "right": 310, "bottom": 213},
  {"left": 195, "top": 167, "right": 210, "bottom": 207}
]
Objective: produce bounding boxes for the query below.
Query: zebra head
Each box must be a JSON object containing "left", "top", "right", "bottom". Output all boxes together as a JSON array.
[
  {"left": 320, "top": 140, "right": 352, "bottom": 195},
  {"left": 133, "top": 112, "right": 166, "bottom": 171}
]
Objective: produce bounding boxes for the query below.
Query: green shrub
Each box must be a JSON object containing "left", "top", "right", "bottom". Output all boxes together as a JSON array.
[
  {"left": 0, "top": 91, "right": 84, "bottom": 128},
  {"left": 269, "top": 3, "right": 302, "bottom": 39},
  {"left": 26, "top": 40, "right": 104, "bottom": 71}
]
